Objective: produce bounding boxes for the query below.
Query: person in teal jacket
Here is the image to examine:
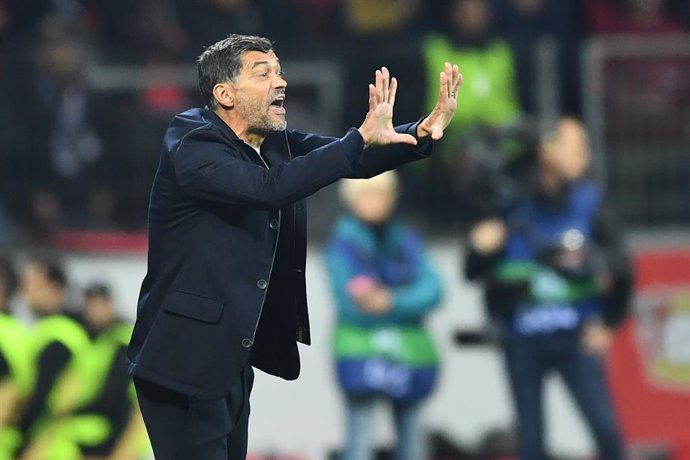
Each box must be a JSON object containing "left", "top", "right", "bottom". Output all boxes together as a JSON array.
[{"left": 325, "top": 170, "right": 443, "bottom": 460}]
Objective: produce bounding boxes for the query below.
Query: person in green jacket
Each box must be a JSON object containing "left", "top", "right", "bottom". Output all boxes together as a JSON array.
[
  {"left": 0, "top": 255, "right": 32, "bottom": 460},
  {"left": 418, "top": 0, "right": 521, "bottom": 221},
  {"left": 72, "top": 283, "right": 148, "bottom": 460},
  {"left": 15, "top": 257, "right": 90, "bottom": 460},
  {"left": 423, "top": 0, "right": 520, "bottom": 139}
]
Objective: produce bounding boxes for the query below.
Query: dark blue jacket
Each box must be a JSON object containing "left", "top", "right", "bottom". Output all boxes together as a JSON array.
[{"left": 126, "top": 107, "right": 432, "bottom": 399}]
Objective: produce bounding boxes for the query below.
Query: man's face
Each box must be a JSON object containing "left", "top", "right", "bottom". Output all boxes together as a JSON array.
[
  {"left": 541, "top": 119, "right": 591, "bottom": 182},
  {"left": 453, "top": 0, "right": 492, "bottom": 38},
  {"left": 349, "top": 187, "right": 396, "bottom": 225},
  {"left": 21, "top": 264, "right": 60, "bottom": 313},
  {"left": 84, "top": 296, "right": 115, "bottom": 331},
  {"left": 232, "top": 50, "right": 287, "bottom": 133}
]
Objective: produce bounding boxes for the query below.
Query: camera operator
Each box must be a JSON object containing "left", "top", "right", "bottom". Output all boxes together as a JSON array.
[{"left": 464, "top": 117, "right": 633, "bottom": 460}]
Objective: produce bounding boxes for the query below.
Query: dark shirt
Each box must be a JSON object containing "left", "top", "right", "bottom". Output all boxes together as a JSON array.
[
  {"left": 17, "top": 342, "right": 71, "bottom": 434},
  {"left": 77, "top": 345, "right": 131, "bottom": 454},
  {"left": 0, "top": 351, "right": 8, "bottom": 381}
]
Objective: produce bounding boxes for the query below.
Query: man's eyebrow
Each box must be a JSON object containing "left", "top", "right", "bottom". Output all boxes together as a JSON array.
[{"left": 250, "top": 59, "right": 279, "bottom": 69}]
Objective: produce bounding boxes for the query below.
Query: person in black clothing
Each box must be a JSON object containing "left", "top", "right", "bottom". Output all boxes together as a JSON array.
[
  {"left": 127, "top": 34, "right": 463, "bottom": 460},
  {"left": 464, "top": 118, "right": 633, "bottom": 460}
]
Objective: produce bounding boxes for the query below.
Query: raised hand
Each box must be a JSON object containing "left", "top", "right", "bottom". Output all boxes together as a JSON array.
[
  {"left": 417, "top": 62, "right": 463, "bottom": 140},
  {"left": 358, "top": 67, "right": 418, "bottom": 148}
]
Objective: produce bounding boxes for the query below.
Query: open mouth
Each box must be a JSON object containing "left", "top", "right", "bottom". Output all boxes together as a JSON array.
[{"left": 270, "top": 95, "right": 285, "bottom": 111}]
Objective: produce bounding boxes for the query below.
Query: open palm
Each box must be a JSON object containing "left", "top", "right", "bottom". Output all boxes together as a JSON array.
[
  {"left": 358, "top": 67, "right": 418, "bottom": 148},
  {"left": 418, "top": 62, "right": 463, "bottom": 140}
]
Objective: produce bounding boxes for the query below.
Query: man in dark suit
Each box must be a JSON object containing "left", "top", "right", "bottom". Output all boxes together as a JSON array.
[{"left": 126, "top": 34, "right": 463, "bottom": 459}]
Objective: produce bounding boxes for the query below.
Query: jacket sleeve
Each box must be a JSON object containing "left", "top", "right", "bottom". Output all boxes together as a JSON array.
[
  {"left": 463, "top": 223, "right": 530, "bottom": 319},
  {"left": 387, "top": 237, "right": 443, "bottom": 321},
  {"left": 288, "top": 121, "right": 433, "bottom": 179},
  {"left": 592, "top": 203, "right": 634, "bottom": 329},
  {"left": 324, "top": 232, "right": 442, "bottom": 324},
  {"left": 324, "top": 238, "right": 379, "bottom": 325},
  {"left": 464, "top": 245, "right": 503, "bottom": 281},
  {"left": 173, "top": 127, "right": 363, "bottom": 208}
]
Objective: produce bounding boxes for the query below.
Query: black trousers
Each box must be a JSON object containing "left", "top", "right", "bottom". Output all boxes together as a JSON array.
[{"left": 134, "top": 365, "right": 254, "bottom": 460}]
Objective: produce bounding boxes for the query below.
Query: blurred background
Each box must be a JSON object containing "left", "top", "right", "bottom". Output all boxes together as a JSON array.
[{"left": 0, "top": 0, "right": 689, "bottom": 459}]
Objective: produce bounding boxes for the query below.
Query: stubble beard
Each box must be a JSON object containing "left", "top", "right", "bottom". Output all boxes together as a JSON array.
[{"left": 237, "top": 96, "right": 287, "bottom": 134}]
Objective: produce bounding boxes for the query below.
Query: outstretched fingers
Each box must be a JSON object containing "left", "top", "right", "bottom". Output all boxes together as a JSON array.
[
  {"left": 375, "top": 69, "right": 383, "bottom": 104},
  {"left": 445, "top": 62, "right": 453, "bottom": 98},
  {"left": 389, "top": 77, "right": 398, "bottom": 108},
  {"left": 368, "top": 84, "right": 376, "bottom": 114},
  {"left": 439, "top": 71, "right": 449, "bottom": 104},
  {"left": 381, "top": 67, "right": 390, "bottom": 102},
  {"left": 451, "top": 64, "right": 463, "bottom": 98}
]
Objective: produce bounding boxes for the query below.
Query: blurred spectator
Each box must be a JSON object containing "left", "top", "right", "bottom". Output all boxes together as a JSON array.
[
  {"left": 0, "top": 208, "right": 11, "bottom": 248},
  {"left": 175, "top": 0, "right": 263, "bottom": 56},
  {"left": 260, "top": 0, "right": 343, "bottom": 41},
  {"left": 669, "top": 0, "right": 690, "bottom": 29},
  {"left": 494, "top": 0, "right": 584, "bottom": 116},
  {"left": 325, "top": 171, "right": 443, "bottom": 460},
  {"left": 464, "top": 118, "right": 633, "bottom": 460},
  {"left": 423, "top": 0, "right": 520, "bottom": 135},
  {"left": 15, "top": 256, "right": 91, "bottom": 459},
  {"left": 84, "top": 0, "right": 187, "bottom": 62},
  {"left": 2, "top": 18, "right": 113, "bottom": 241},
  {"left": 0, "top": 255, "right": 31, "bottom": 460},
  {"left": 342, "top": 0, "right": 422, "bottom": 38},
  {"left": 0, "top": 255, "right": 17, "bottom": 312},
  {"left": 586, "top": 0, "right": 686, "bottom": 35},
  {"left": 67, "top": 283, "right": 148, "bottom": 459},
  {"left": 0, "top": 0, "right": 9, "bottom": 40},
  {"left": 416, "top": 0, "right": 520, "bottom": 224},
  {"left": 0, "top": 0, "right": 56, "bottom": 42}
]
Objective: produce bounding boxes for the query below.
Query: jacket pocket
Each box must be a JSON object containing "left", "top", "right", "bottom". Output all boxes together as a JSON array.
[{"left": 162, "top": 290, "right": 224, "bottom": 324}]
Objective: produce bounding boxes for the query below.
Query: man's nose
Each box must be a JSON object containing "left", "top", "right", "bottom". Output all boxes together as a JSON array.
[{"left": 274, "top": 73, "right": 287, "bottom": 89}]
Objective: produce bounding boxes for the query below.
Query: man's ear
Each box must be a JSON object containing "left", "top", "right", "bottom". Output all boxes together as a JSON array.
[{"left": 212, "top": 82, "right": 234, "bottom": 109}]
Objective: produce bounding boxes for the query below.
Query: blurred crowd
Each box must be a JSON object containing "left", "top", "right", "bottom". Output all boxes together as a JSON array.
[
  {"left": 0, "top": 1, "right": 686, "bottom": 459},
  {"left": 0, "top": 0, "right": 688, "bottom": 245},
  {"left": 322, "top": 116, "right": 636, "bottom": 459},
  {"left": 0, "top": 253, "right": 147, "bottom": 459}
]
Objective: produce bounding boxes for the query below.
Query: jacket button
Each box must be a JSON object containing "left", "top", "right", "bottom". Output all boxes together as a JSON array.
[
  {"left": 256, "top": 279, "right": 268, "bottom": 290},
  {"left": 269, "top": 219, "right": 279, "bottom": 230},
  {"left": 241, "top": 338, "right": 253, "bottom": 348}
]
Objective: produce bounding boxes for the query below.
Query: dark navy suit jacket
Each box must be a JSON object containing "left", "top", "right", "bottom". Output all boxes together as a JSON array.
[{"left": 126, "top": 107, "right": 432, "bottom": 399}]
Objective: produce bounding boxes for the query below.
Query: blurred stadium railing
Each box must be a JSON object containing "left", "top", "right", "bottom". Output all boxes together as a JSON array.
[{"left": 583, "top": 35, "right": 690, "bottom": 230}]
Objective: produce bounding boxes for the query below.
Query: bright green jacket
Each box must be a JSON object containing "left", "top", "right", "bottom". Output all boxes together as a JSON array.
[
  {"left": 20, "top": 315, "right": 91, "bottom": 460},
  {"left": 41, "top": 323, "right": 134, "bottom": 460},
  {"left": 422, "top": 34, "right": 521, "bottom": 134},
  {"left": 0, "top": 314, "right": 32, "bottom": 460},
  {"left": 34, "top": 321, "right": 134, "bottom": 460},
  {"left": 0, "top": 313, "right": 32, "bottom": 398},
  {"left": 30, "top": 315, "right": 91, "bottom": 417}
]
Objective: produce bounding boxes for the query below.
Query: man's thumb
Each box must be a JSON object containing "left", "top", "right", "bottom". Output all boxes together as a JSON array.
[
  {"left": 431, "top": 127, "right": 444, "bottom": 140},
  {"left": 395, "top": 133, "right": 418, "bottom": 146}
]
